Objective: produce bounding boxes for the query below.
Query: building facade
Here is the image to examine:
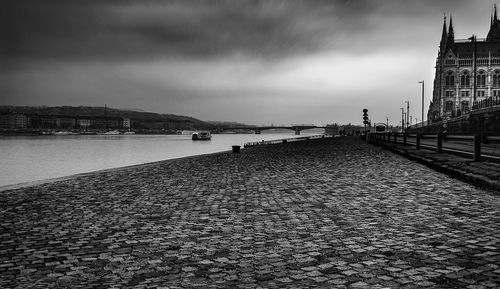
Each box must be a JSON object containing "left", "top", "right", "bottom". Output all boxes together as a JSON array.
[
  {"left": 428, "top": 7, "right": 500, "bottom": 123},
  {"left": 0, "top": 113, "right": 28, "bottom": 129}
]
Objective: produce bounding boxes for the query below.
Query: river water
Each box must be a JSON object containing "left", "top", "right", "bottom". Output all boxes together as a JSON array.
[{"left": 0, "top": 130, "right": 323, "bottom": 187}]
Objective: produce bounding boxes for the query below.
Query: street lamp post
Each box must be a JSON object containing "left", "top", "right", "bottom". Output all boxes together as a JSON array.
[
  {"left": 469, "top": 35, "right": 477, "bottom": 102},
  {"left": 400, "top": 108, "right": 405, "bottom": 132},
  {"left": 405, "top": 101, "right": 410, "bottom": 131},
  {"left": 419, "top": 81, "right": 424, "bottom": 127},
  {"left": 403, "top": 112, "right": 406, "bottom": 131}
]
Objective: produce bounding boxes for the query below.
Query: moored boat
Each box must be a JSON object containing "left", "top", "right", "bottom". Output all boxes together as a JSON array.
[
  {"left": 192, "top": 131, "right": 212, "bottom": 140},
  {"left": 99, "top": 130, "right": 120, "bottom": 135},
  {"left": 53, "top": 131, "right": 70, "bottom": 135}
]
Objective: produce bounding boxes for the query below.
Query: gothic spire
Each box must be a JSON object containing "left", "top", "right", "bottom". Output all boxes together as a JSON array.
[
  {"left": 487, "top": 4, "right": 500, "bottom": 41},
  {"left": 440, "top": 14, "right": 447, "bottom": 50},
  {"left": 448, "top": 14, "right": 454, "bottom": 39},
  {"left": 445, "top": 14, "right": 455, "bottom": 52},
  {"left": 495, "top": 4, "right": 498, "bottom": 22}
]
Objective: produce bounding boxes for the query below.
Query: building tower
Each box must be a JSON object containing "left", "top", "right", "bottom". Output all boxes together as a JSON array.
[{"left": 428, "top": 6, "right": 500, "bottom": 124}]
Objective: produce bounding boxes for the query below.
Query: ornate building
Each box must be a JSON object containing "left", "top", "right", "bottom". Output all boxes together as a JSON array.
[{"left": 428, "top": 6, "right": 500, "bottom": 123}]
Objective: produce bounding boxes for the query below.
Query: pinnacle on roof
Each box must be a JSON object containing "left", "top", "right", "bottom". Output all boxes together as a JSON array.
[
  {"left": 493, "top": 4, "right": 498, "bottom": 22},
  {"left": 448, "top": 14, "right": 454, "bottom": 39},
  {"left": 440, "top": 14, "right": 447, "bottom": 50},
  {"left": 487, "top": 4, "right": 500, "bottom": 41},
  {"left": 445, "top": 14, "right": 455, "bottom": 52}
]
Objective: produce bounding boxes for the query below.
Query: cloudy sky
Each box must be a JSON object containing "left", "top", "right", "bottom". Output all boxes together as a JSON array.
[{"left": 2, "top": 0, "right": 499, "bottom": 125}]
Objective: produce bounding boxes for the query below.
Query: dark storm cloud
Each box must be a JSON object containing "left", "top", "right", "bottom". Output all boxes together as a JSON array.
[
  {"left": 4, "top": 0, "right": 476, "bottom": 63},
  {"left": 3, "top": 0, "right": 385, "bottom": 60},
  {"left": 3, "top": 0, "right": 489, "bottom": 125}
]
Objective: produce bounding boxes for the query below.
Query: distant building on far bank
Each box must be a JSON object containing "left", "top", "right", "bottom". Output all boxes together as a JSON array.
[
  {"left": 0, "top": 113, "right": 28, "bottom": 129},
  {"left": 77, "top": 119, "right": 91, "bottom": 128},
  {"left": 428, "top": 6, "right": 500, "bottom": 123},
  {"left": 123, "top": 118, "right": 131, "bottom": 129}
]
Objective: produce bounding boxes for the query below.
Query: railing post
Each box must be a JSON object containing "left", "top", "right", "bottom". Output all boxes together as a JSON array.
[
  {"left": 416, "top": 133, "right": 421, "bottom": 150},
  {"left": 473, "top": 133, "right": 482, "bottom": 161},
  {"left": 403, "top": 133, "right": 407, "bottom": 146},
  {"left": 437, "top": 133, "right": 443, "bottom": 153}
]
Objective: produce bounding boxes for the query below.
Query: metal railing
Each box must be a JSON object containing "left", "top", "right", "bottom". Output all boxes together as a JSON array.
[
  {"left": 472, "top": 96, "right": 500, "bottom": 110},
  {"left": 367, "top": 132, "right": 500, "bottom": 162},
  {"left": 243, "top": 134, "right": 327, "bottom": 148}
]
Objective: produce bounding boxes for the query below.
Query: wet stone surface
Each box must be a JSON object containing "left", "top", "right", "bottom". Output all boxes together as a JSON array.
[{"left": 1, "top": 137, "right": 499, "bottom": 288}]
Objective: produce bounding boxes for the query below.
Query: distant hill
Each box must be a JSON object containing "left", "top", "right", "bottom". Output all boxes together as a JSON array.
[
  {"left": 0, "top": 105, "right": 216, "bottom": 130},
  {"left": 206, "top": 121, "right": 255, "bottom": 127},
  {"left": 0, "top": 106, "right": 260, "bottom": 131},
  {"left": 0, "top": 105, "right": 201, "bottom": 122}
]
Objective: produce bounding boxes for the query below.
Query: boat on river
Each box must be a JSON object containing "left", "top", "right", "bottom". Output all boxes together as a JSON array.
[
  {"left": 99, "top": 130, "right": 120, "bottom": 135},
  {"left": 192, "top": 131, "right": 212, "bottom": 140}
]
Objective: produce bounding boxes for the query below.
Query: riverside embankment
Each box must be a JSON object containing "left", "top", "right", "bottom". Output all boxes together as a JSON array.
[
  {"left": 1, "top": 137, "right": 499, "bottom": 288},
  {"left": 367, "top": 133, "right": 500, "bottom": 191}
]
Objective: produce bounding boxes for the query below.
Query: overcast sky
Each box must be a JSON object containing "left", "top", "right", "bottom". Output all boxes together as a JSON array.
[{"left": 2, "top": 0, "right": 499, "bottom": 126}]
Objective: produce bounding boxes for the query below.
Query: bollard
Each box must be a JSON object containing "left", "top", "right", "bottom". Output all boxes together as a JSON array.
[
  {"left": 437, "top": 133, "right": 443, "bottom": 153},
  {"left": 473, "top": 134, "right": 481, "bottom": 161},
  {"left": 232, "top": 145, "right": 241, "bottom": 153},
  {"left": 416, "top": 133, "right": 421, "bottom": 150}
]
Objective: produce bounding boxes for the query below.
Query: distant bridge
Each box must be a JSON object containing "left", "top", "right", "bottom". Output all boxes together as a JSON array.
[{"left": 221, "top": 125, "right": 327, "bottom": 135}]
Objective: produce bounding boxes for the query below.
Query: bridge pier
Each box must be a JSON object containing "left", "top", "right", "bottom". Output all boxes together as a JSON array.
[
  {"left": 255, "top": 128, "right": 261, "bottom": 134},
  {"left": 295, "top": 127, "right": 300, "bottom": 135}
]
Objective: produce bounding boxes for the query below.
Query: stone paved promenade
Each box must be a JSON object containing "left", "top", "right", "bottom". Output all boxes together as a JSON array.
[{"left": 1, "top": 137, "right": 499, "bottom": 288}]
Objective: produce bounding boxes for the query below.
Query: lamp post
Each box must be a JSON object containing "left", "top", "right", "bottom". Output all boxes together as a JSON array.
[
  {"left": 469, "top": 35, "right": 477, "bottom": 102},
  {"left": 419, "top": 81, "right": 424, "bottom": 126},
  {"left": 405, "top": 101, "right": 410, "bottom": 131},
  {"left": 400, "top": 108, "right": 405, "bottom": 132}
]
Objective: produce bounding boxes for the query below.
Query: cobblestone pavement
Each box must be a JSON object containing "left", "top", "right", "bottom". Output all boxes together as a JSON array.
[
  {"left": 369, "top": 137, "right": 500, "bottom": 191},
  {"left": 1, "top": 137, "right": 499, "bottom": 288}
]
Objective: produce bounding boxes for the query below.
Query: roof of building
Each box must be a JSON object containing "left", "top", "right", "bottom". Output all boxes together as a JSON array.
[
  {"left": 452, "top": 41, "right": 500, "bottom": 58},
  {"left": 440, "top": 6, "right": 500, "bottom": 58}
]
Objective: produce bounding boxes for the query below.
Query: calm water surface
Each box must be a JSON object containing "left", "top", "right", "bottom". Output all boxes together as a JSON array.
[{"left": 0, "top": 131, "right": 322, "bottom": 187}]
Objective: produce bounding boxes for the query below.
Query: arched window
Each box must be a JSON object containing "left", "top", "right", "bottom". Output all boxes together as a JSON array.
[
  {"left": 445, "top": 71, "right": 455, "bottom": 87},
  {"left": 493, "top": 70, "right": 500, "bottom": 87},
  {"left": 477, "top": 70, "right": 486, "bottom": 87},
  {"left": 460, "top": 71, "right": 471, "bottom": 87}
]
